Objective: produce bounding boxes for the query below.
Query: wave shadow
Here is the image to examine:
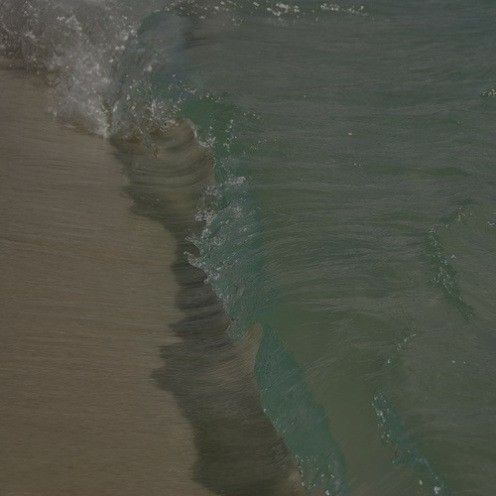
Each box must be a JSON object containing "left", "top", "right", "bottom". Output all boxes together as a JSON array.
[{"left": 111, "top": 120, "right": 307, "bottom": 496}]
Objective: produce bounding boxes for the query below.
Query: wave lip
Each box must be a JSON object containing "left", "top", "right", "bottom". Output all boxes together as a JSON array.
[{"left": 111, "top": 116, "right": 310, "bottom": 496}]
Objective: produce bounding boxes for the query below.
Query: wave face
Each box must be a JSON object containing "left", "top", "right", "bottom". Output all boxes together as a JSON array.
[{"left": 3, "top": 1, "right": 496, "bottom": 495}]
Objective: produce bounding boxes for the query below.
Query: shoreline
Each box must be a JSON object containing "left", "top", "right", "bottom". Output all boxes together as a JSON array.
[
  {"left": 0, "top": 63, "right": 213, "bottom": 496},
  {"left": 0, "top": 60, "right": 307, "bottom": 496}
]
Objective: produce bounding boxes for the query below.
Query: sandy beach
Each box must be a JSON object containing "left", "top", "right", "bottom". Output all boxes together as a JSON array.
[{"left": 0, "top": 62, "right": 213, "bottom": 496}]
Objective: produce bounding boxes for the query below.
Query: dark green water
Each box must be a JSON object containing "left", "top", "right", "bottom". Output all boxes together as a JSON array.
[
  {"left": 2, "top": 1, "right": 496, "bottom": 494},
  {"left": 174, "top": 3, "right": 496, "bottom": 494}
]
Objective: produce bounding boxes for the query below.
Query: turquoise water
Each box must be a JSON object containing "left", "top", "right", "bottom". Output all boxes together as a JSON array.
[{"left": 2, "top": 1, "right": 496, "bottom": 494}]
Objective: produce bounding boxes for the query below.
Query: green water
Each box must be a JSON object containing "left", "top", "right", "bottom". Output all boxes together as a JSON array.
[
  {"left": 173, "top": 3, "right": 496, "bottom": 494},
  {"left": 3, "top": 0, "right": 496, "bottom": 494}
]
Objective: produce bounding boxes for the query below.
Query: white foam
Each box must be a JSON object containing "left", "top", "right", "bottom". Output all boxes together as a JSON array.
[{"left": 0, "top": 0, "right": 154, "bottom": 136}]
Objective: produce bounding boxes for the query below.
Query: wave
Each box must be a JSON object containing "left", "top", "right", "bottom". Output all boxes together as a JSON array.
[{"left": 0, "top": 1, "right": 350, "bottom": 494}]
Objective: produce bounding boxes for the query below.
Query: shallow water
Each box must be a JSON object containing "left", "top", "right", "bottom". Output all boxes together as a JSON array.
[{"left": 1, "top": 1, "right": 496, "bottom": 495}]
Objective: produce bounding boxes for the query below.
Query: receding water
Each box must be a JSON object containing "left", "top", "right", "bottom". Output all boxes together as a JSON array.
[{"left": 1, "top": 1, "right": 496, "bottom": 495}]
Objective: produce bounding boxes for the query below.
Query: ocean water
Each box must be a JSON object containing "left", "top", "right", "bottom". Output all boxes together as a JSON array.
[{"left": 2, "top": 1, "right": 496, "bottom": 495}]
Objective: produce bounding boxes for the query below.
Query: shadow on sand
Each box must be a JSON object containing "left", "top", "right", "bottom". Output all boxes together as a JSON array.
[{"left": 112, "top": 121, "right": 306, "bottom": 496}]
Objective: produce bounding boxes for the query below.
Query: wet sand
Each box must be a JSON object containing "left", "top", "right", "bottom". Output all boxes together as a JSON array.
[{"left": 0, "top": 63, "right": 214, "bottom": 496}]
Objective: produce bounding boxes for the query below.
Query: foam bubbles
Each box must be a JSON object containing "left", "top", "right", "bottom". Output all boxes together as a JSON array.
[{"left": 0, "top": 0, "right": 148, "bottom": 136}]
